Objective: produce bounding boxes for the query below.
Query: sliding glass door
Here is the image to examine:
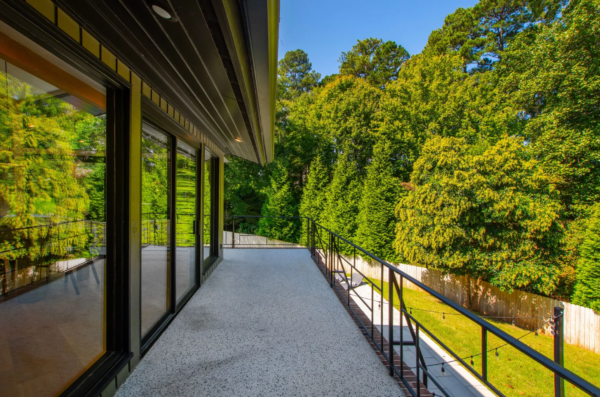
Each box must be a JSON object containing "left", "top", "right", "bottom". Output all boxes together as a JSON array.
[
  {"left": 204, "top": 149, "right": 216, "bottom": 262},
  {"left": 141, "top": 120, "right": 201, "bottom": 342},
  {"left": 175, "top": 141, "right": 197, "bottom": 304},
  {"left": 141, "top": 123, "right": 171, "bottom": 338}
]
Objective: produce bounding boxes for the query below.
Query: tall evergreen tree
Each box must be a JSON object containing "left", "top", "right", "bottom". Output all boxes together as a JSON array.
[
  {"left": 355, "top": 141, "right": 403, "bottom": 262},
  {"left": 572, "top": 205, "right": 600, "bottom": 312},
  {"left": 299, "top": 155, "right": 330, "bottom": 244},
  {"left": 395, "top": 135, "right": 564, "bottom": 295},
  {"left": 278, "top": 50, "right": 321, "bottom": 100},
  {"left": 258, "top": 161, "right": 300, "bottom": 242},
  {"left": 323, "top": 146, "right": 362, "bottom": 243}
]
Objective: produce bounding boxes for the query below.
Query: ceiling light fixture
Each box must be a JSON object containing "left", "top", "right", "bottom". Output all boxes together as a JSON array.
[
  {"left": 235, "top": 137, "right": 242, "bottom": 142},
  {"left": 152, "top": 4, "right": 172, "bottom": 20}
]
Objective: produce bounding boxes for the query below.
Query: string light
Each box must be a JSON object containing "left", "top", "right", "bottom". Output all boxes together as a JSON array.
[
  {"left": 404, "top": 306, "right": 546, "bottom": 320},
  {"left": 427, "top": 319, "right": 551, "bottom": 370},
  {"left": 442, "top": 313, "right": 445, "bottom": 320}
]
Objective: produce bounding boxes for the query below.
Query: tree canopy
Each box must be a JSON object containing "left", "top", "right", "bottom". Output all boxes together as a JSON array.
[
  {"left": 339, "top": 38, "right": 410, "bottom": 87},
  {"left": 225, "top": 0, "right": 600, "bottom": 305}
]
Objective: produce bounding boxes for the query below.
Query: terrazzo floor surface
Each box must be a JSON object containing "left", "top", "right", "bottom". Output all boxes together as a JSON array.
[{"left": 116, "top": 249, "right": 405, "bottom": 397}]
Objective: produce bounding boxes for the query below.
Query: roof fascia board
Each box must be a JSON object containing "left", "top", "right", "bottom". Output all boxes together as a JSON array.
[{"left": 211, "top": 0, "right": 266, "bottom": 165}]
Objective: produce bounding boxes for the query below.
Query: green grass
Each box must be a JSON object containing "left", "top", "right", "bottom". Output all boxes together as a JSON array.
[{"left": 367, "top": 278, "right": 600, "bottom": 397}]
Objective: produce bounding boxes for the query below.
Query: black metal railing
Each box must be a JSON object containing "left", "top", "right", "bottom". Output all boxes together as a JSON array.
[{"left": 226, "top": 215, "right": 600, "bottom": 397}]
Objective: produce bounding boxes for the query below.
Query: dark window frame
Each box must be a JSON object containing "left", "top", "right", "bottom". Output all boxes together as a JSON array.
[{"left": 202, "top": 152, "right": 220, "bottom": 273}]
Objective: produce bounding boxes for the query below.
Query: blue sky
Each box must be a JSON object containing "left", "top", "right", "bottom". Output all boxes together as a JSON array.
[{"left": 279, "top": 0, "right": 479, "bottom": 77}]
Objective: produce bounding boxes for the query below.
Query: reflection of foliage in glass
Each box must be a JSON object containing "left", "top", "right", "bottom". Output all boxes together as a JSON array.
[
  {"left": 0, "top": 68, "right": 106, "bottom": 269},
  {"left": 204, "top": 159, "right": 211, "bottom": 247},
  {"left": 176, "top": 151, "right": 196, "bottom": 247},
  {"left": 141, "top": 133, "right": 169, "bottom": 246}
]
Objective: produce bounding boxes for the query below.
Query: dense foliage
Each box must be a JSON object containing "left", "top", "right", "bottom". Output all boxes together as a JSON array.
[{"left": 225, "top": 0, "right": 600, "bottom": 304}]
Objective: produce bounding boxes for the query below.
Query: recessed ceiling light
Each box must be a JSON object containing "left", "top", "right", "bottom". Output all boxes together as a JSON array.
[
  {"left": 152, "top": 4, "right": 172, "bottom": 20},
  {"left": 235, "top": 137, "right": 242, "bottom": 142}
]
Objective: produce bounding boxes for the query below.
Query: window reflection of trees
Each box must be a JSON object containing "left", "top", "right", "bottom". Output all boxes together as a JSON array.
[
  {"left": 0, "top": 65, "right": 106, "bottom": 296},
  {"left": 141, "top": 133, "right": 170, "bottom": 246}
]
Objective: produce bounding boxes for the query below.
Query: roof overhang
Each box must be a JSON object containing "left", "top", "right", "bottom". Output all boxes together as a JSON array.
[{"left": 53, "top": 0, "right": 279, "bottom": 164}]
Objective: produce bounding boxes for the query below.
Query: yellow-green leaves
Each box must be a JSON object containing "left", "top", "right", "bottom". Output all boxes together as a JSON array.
[{"left": 395, "top": 135, "right": 563, "bottom": 295}]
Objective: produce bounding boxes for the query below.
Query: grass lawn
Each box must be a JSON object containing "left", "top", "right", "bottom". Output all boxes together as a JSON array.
[{"left": 368, "top": 278, "right": 600, "bottom": 397}]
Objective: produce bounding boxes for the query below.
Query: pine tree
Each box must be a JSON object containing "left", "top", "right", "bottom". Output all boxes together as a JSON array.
[
  {"left": 299, "top": 155, "right": 329, "bottom": 245},
  {"left": 355, "top": 141, "right": 403, "bottom": 262},
  {"left": 572, "top": 205, "right": 600, "bottom": 312}
]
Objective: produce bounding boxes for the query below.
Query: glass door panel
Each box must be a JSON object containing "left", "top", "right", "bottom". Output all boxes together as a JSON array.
[
  {"left": 0, "top": 59, "right": 107, "bottom": 397},
  {"left": 203, "top": 150, "right": 214, "bottom": 261},
  {"left": 175, "top": 141, "right": 196, "bottom": 304},
  {"left": 141, "top": 122, "right": 171, "bottom": 337}
]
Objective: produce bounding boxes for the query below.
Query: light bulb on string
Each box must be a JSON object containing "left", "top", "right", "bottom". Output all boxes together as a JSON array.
[
  {"left": 495, "top": 349, "right": 499, "bottom": 359},
  {"left": 443, "top": 313, "right": 445, "bottom": 321},
  {"left": 441, "top": 363, "right": 445, "bottom": 375},
  {"left": 470, "top": 356, "right": 474, "bottom": 366}
]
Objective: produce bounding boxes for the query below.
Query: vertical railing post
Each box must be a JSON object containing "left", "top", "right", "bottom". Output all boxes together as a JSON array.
[
  {"left": 554, "top": 306, "right": 565, "bottom": 397},
  {"left": 306, "top": 219, "right": 310, "bottom": 251},
  {"left": 482, "top": 327, "right": 488, "bottom": 382},
  {"left": 329, "top": 233, "right": 333, "bottom": 287},
  {"left": 312, "top": 221, "right": 315, "bottom": 256},
  {"left": 399, "top": 274, "right": 404, "bottom": 378},
  {"left": 388, "top": 266, "right": 394, "bottom": 376},
  {"left": 416, "top": 324, "right": 421, "bottom": 397},
  {"left": 232, "top": 217, "right": 235, "bottom": 249},
  {"left": 380, "top": 261, "right": 384, "bottom": 349}
]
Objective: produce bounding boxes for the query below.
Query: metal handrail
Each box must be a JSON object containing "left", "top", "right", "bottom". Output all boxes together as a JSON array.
[{"left": 224, "top": 215, "right": 600, "bottom": 397}]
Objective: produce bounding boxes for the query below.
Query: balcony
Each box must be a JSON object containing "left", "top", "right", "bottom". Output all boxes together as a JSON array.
[
  {"left": 111, "top": 217, "right": 600, "bottom": 397},
  {"left": 115, "top": 248, "right": 404, "bottom": 396}
]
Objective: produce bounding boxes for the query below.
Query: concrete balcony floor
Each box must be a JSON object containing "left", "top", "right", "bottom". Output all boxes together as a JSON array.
[{"left": 116, "top": 249, "right": 404, "bottom": 397}]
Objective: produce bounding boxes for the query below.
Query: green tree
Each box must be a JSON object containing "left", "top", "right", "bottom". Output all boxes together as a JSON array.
[
  {"left": 395, "top": 135, "right": 564, "bottom": 295},
  {"left": 225, "top": 157, "right": 266, "bottom": 215},
  {"left": 425, "top": 0, "right": 565, "bottom": 69},
  {"left": 339, "top": 38, "right": 410, "bottom": 87},
  {"left": 425, "top": 7, "right": 486, "bottom": 68},
  {"left": 278, "top": 49, "right": 321, "bottom": 100},
  {"left": 299, "top": 155, "right": 330, "bottom": 244},
  {"left": 323, "top": 146, "right": 362, "bottom": 242},
  {"left": 502, "top": 0, "right": 600, "bottom": 217},
  {"left": 355, "top": 141, "right": 403, "bottom": 262},
  {"left": 572, "top": 205, "right": 600, "bottom": 312},
  {"left": 258, "top": 161, "right": 300, "bottom": 242}
]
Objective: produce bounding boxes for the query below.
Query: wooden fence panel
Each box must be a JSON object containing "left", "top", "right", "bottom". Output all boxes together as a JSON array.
[{"left": 343, "top": 254, "right": 599, "bottom": 354}]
